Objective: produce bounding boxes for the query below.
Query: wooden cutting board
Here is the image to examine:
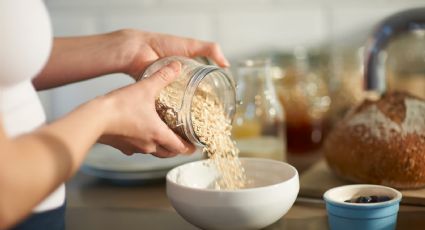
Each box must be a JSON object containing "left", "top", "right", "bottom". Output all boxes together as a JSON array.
[{"left": 300, "top": 160, "right": 425, "bottom": 206}]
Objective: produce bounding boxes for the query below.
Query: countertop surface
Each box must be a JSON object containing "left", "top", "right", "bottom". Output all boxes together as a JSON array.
[{"left": 66, "top": 172, "right": 425, "bottom": 230}]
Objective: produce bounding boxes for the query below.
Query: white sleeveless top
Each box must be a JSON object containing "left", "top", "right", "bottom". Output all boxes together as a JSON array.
[{"left": 0, "top": 0, "right": 65, "bottom": 212}]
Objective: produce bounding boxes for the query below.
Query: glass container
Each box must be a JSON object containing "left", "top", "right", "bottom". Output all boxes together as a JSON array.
[
  {"left": 232, "top": 59, "right": 286, "bottom": 161},
  {"left": 274, "top": 48, "right": 331, "bottom": 156},
  {"left": 140, "top": 56, "right": 236, "bottom": 147},
  {"left": 327, "top": 46, "right": 365, "bottom": 127}
]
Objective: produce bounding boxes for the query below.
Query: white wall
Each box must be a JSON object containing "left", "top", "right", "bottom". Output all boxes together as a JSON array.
[{"left": 40, "top": 0, "right": 425, "bottom": 120}]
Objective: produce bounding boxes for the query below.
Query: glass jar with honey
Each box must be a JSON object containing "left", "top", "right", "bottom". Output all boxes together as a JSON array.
[{"left": 273, "top": 47, "right": 331, "bottom": 162}]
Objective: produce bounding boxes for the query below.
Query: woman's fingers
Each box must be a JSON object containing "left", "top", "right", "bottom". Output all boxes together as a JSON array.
[
  {"left": 153, "top": 146, "right": 179, "bottom": 158},
  {"left": 142, "top": 61, "right": 181, "bottom": 95},
  {"left": 100, "top": 130, "right": 195, "bottom": 158},
  {"left": 188, "top": 41, "right": 230, "bottom": 67},
  {"left": 153, "top": 120, "right": 195, "bottom": 155}
]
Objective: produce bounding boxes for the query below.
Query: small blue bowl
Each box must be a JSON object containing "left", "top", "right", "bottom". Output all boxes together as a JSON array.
[{"left": 323, "top": 184, "right": 402, "bottom": 230}]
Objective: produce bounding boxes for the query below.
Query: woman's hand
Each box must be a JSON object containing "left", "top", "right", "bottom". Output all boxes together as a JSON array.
[
  {"left": 32, "top": 29, "right": 231, "bottom": 155},
  {"left": 34, "top": 29, "right": 230, "bottom": 89},
  {"left": 33, "top": 29, "right": 230, "bottom": 155},
  {"left": 98, "top": 61, "right": 195, "bottom": 157},
  {"left": 118, "top": 29, "right": 230, "bottom": 80}
]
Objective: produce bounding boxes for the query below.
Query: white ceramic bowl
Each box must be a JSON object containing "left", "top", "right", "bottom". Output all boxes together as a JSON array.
[{"left": 166, "top": 158, "right": 299, "bottom": 230}]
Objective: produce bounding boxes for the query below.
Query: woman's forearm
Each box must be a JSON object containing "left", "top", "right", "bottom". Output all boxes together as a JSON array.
[
  {"left": 0, "top": 97, "right": 111, "bottom": 228},
  {"left": 33, "top": 29, "right": 230, "bottom": 91},
  {"left": 33, "top": 30, "right": 135, "bottom": 90}
]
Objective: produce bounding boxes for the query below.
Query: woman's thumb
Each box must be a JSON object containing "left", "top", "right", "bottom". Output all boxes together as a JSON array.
[{"left": 145, "top": 61, "right": 181, "bottom": 93}]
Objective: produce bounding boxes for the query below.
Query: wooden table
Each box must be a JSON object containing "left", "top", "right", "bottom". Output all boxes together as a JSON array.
[{"left": 66, "top": 172, "right": 425, "bottom": 230}]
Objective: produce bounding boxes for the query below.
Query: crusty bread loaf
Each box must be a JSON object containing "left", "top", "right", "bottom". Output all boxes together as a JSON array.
[{"left": 324, "top": 91, "right": 425, "bottom": 189}]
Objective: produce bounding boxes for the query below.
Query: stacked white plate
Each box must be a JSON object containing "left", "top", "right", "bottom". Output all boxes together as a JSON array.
[{"left": 81, "top": 144, "right": 204, "bottom": 182}]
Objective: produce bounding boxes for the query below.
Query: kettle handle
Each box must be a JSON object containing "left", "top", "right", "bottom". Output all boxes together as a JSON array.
[{"left": 364, "top": 7, "right": 425, "bottom": 92}]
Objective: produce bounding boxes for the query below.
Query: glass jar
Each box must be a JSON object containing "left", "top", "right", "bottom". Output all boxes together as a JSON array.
[
  {"left": 139, "top": 56, "right": 236, "bottom": 147},
  {"left": 274, "top": 48, "right": 331, "bottom": 155},
  {"left": 327, "top": 46, "right": 365, "bottom": 127},
  {"left": 232, "top": 59, "right": 286, "bottom": 161}
]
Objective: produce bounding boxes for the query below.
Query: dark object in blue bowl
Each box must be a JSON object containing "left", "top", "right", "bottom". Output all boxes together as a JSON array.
[{"left": 345, "top": 196, "right": 392, "bottom": 204}]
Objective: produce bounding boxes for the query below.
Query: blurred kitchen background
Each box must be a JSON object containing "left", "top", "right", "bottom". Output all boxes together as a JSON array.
[{"left": 40, "top": 0, "right": 425, "bottom": 174}]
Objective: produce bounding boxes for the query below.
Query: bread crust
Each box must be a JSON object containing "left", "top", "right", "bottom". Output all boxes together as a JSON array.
[{"left": 324, "top": 91, "right": 425, "bottom": 189}]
